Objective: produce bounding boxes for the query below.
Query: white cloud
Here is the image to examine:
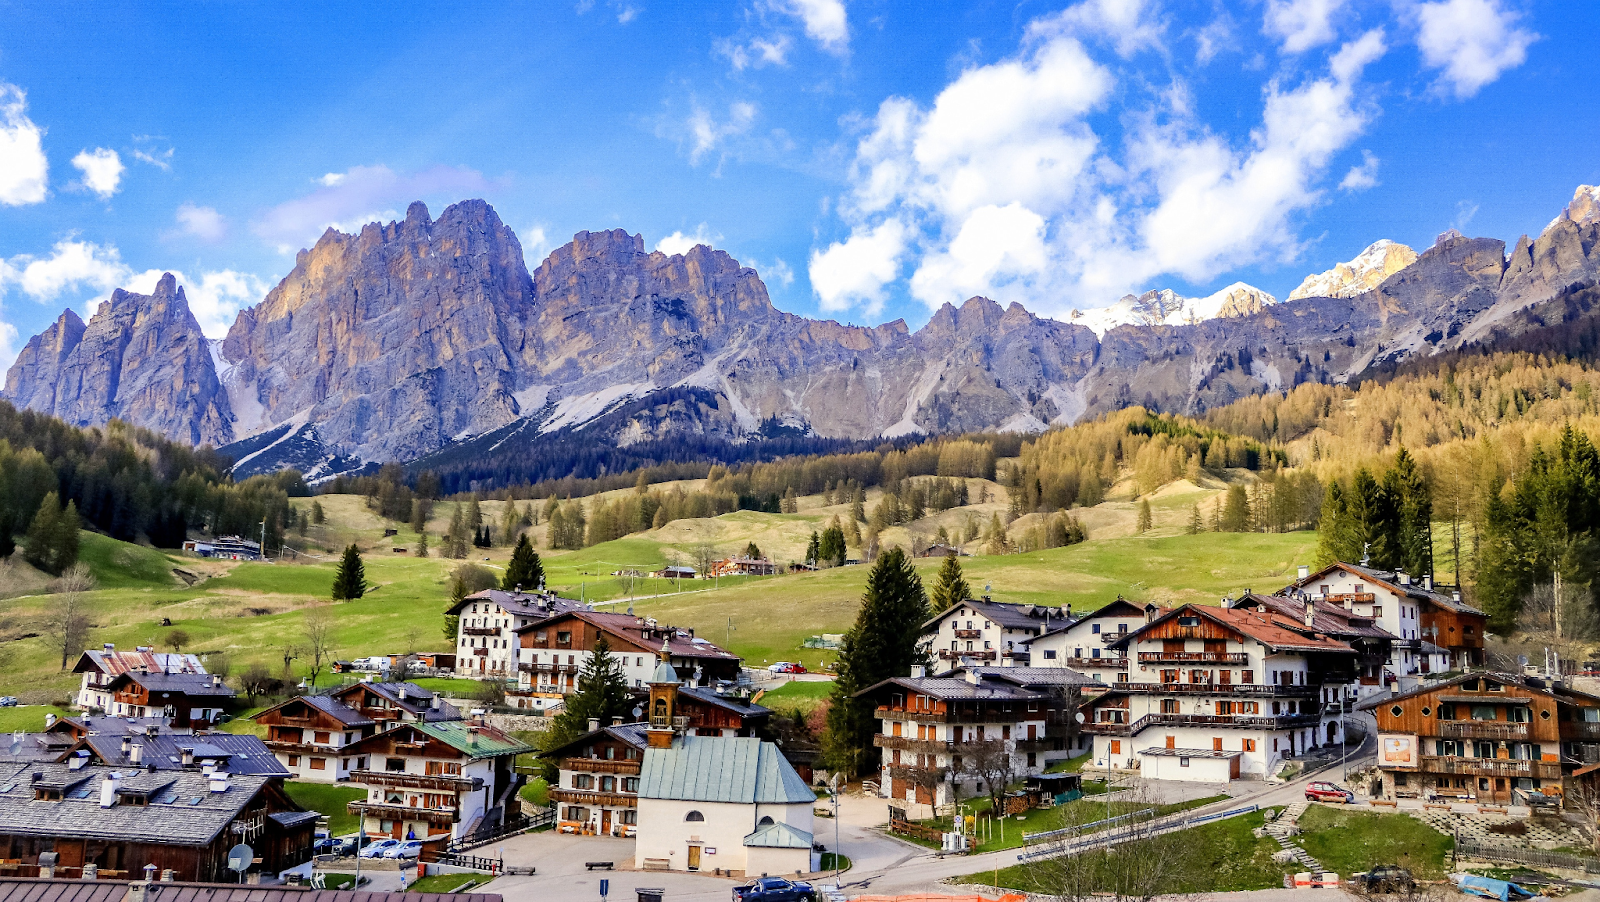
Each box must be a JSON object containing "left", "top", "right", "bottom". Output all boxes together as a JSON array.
[
  {"left": 1263, "top": 0, "right": 1346, "bottom": 53},
  {"left": 1028, "top": 0, "right": 1164, "bottom": 58},
  {"left": 782, "top": 0, "right": 848, "bottom": 53},
  {"left": 687, "top": 102, "right": 757, "bottom": 165},
  {"left": 251, "top": 163, "right": 489, "bottom": 252},
  {"left": 521, "top": 226, "right": 555, "bottom": 264},
  {"left": 131, "top": 136, "right": 173, "bottom": 170},
  {"left": 175, "top": 203, "right": 228, "bottom": 242},
  {"left": 1415, "top": 0, "right": 1537, "bottom": 99},
  {"left": 808, "top": 218, "right": 908, "bottom": 315},
  {"left": 70, "top": 148, "right": 124, "bottom": 199},
  {"left": 656, "top": 223, "right": 722, "bottom": 256},
  {"left": 0, "top": 314, "right": 18, "bottom": 374},
  {"left": 814, "top": 4, "right": 1389, "bottom": 319},
  {"left": 761, "top": 257, "right": 795, "bottom": 288},
  {"left": 719, "top": 33, "right": 792, "bottom": 70},
  {"left": 0, "top": 83, "right": 49, "bottom": 206},
  {"left": 1339, "top": 149, "right": 1380, "bottom": 191},
  {"left": 0, "top": 239, "right": 265, "bottom": 338}
]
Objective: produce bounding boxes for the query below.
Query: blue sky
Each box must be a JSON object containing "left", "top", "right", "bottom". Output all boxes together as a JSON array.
[{"left": 1, "top": 0, "right": 1596, "bottom": 370}]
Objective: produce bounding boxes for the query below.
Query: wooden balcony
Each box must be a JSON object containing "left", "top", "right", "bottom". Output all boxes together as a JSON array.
[
  {"left": 937, "top": 649, "right": 996, "bottom": 661},
  {"left": 1081, "top": 720, "right": 1130, "bottom": 735},
  {"left": 1117, "top": 682, "right": 1317, "bottom": 697},
  {"left": 873, "top": 735, "right": 953, "bottom": 755},
  {"left": 563, "top": 758, "right": 642, "bottom": 775},
  {"left": 1438, "top": 721, "right": 1530, "bottom": 740},
  {"left": 1417, "top": 756, "right": 1562, "bottom": 779},
  {"left": 348, "top": 801, "right": 458, "bottom": 825},
  {"left": 952, "top": 629, "right": 982, "bottom": 639},
  {"left": 462, "top": 626, "right": 500, "bottom": 637},
  {"left": 550, "top": 788, "right": 637, "bottom": 808},
  {"left": 1326, "top": 593, "right": 1376, "bottom": 604},
  {"left": 349, "top": 770, "right": 475, "bottom": 791},
  {"left": 1065, "top": 656, "right": 1128, "bottom": 669},
  {"left": 264, "top": 739, "right": 331, "bottom": 755},
  {"left": 1563, "top": 722, "right": 1600, "bottom": 740},
  {"left": 1138, "top": 652, "right": 1249, "bottom": 665},
  {"left": 874, "top": 706, "right": 1030, "bottom": 724}
]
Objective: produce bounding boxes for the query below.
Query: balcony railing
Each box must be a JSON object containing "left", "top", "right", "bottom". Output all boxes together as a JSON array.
[
  {"left": 1438, "top": 721, "right": 1530, "bottom": 740},
  {"left": 1138, "top": 652, "right": 1249, "bottom": 665},
  {"left": 953, "top": 629, "right": 982, "bottom": 639},
  {"left": 1082, "top": 720, "right": 1130, "bottom": 735},
  {"left": 1417, "top": 756, "right": 1561, "bottom": 779},
  {"left": 1117, "top": 682, "right": 1317, "bottom": 697},
  {"left": 938, "top": 649, "right": 996, "bottom": 661},
  {"left": 873, "top": 735, "right": 954, "bottom": 755},
  {"left": 563, "top": 758, "right": 642, "bottom": 775},
  {"left": 874, "top": 706, "right": 1035, "bottom": 724},
  {"left": 550, "top": 788, "right": 637, "bottom": 808},
  {"left": 461, "top": 626, "right": 500, "bottom": 637},
  {"left": 349, "top": 770, "right": 475, "bottom": 791},
  {"left": 1325, "top": 592, "right": 1376, "bottom": 604},
  {"left": 349, "top": 801, "right": 458, "bottom": 825},
  {"left": 265, "top": 739, "right": 332, "bottom": 755},
  {"left": 1563, "top": 722, "right": 1600, "bottom": 740},
  {"left": 1065, "top": 656, "right": 1129, "bottom": 669}
]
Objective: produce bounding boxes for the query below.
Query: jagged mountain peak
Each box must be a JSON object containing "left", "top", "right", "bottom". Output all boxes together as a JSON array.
[
  {"left": 1288, "top": 239, "right": 1418, "bottom": 301},
  {"left": 1070, "top": 282, "right": 1276, "bottom": 335}
]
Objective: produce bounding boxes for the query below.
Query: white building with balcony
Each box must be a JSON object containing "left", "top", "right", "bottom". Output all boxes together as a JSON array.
[
  {"left": 448, "top": 589, "right": 587, "bottom": 677},
  {"left": 920, "top": 599, "right": 1069, "bottom": 675},
  {"left": 1023, "top": 598, "right": 1164, "bottom": 686}
]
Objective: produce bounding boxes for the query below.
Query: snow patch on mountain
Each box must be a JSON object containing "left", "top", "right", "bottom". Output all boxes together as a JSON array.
[
  {"left": 1070, "top": 283, "right": 1277, "bottom": 336},
  {"left": 1288, "top": 240, "right": 1417, "bottom": 301}
]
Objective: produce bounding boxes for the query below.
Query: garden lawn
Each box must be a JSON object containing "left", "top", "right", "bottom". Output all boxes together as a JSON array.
[
  {"left": 0, "top": 706, "right": 73, "bottom": 732},
  {"left": 405, "top": 874, "right": 482, "bottom": 893},
  {"left": 284, "top": 782, "right": 367, "bottom": 836},
  {"left": 963, "top": 809, "right": 1288, "bottom": 895},
  {"left": 913, "top": 794, "right": 1226, "bottom": 854},
  {"left": 1297, "top": 805, "right": 1454, "bottom": 879},
  {"left": 756, "top": 680, "right": 835, "bottom": 712},
  {"left": 407, "top": 678, "right": 483, "bottom": 697}
]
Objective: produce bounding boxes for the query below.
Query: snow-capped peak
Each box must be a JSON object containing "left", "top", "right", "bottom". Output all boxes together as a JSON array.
[
  {"left": 1545, "top": 184, "right": 1600, "bottom": 234},
  {"left": 1069, "top": 282, "right": 1277, "bottom": 336},
  {"left": 1287, "top": 239, "right": 1418, "bottom": 301}
]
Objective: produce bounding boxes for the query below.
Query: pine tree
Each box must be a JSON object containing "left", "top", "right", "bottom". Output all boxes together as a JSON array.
[
  {"left": 1389, "top": 447, "right": 1434, "bottom": 576},
  {"left": 445, "top": 503, "right": 468, "bottom": 559},
  {"left": 744, "top": 541, "right": 763, "bottom": 559},
  {"left": 1221, "top": 484, "right": 1250, "bottom": 532},
  {"left": 1137, "top": 499, "right": 1153, "bottom": 534},
  {"left": 542, "top": 634, "right": 634, "bottom": 778},
  {"left": 331, "top": 544, "right": 366, "bottom": 600},
  {"left": 822, "top": 546, "right": 930, "bottom": 775},
  {"left": 503, "top": 533, "right": 545, "bottom": 591},
  {"left": 850, "top": 494, "right": 866, "bottom": 524},
  {"left": 467, "top": 495, "right": 484, "bottom": 531},
  {"left": 805, "top": 531, "right": 821, "bottom": 565},
  {"left": 929, "top": 552, "right": 970, "bottom": 613},
  {"left": 415, "top": 531, "right": 429, "bottom": 558},
  {"left": 1187, "top": 503, "right": 1202, "bottom": 535},
  {"left": 819, "top": 516, "right": 847, "bottom": 566},
  {"left": 410, "top": 497, "right": 431, "bottom": 534},
  {"left": 24, "top": 492, "right": 78, "bottom": 575},
  {"left": 311, "top": 500, "right": 325, "bottom": 525},
  {"left": 500, "top": 502, "right": 519, "bottom": 546}
]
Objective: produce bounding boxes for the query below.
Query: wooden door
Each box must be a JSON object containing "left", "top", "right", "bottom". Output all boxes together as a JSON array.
[
  {"left": 687, "top": 845, "right": 702, "bottom": 871},
  {"left": 1165, "top": 735, "right": 1175, "bottom": 749},
  {"left": 601, "top": 809, "right": 612, "bottom": 835}
]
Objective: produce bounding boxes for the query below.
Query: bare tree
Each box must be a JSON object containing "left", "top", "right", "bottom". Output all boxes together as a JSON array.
[
  {"left": 240, "top": 664, "right": 275, "bottom": 704},
  {"left": 48, "top": 563, "right": 95, "bottom": 670},
  {"left": 403, "top": 624, "right": 421, "bottom": 656},
  {"left": 1025, "top": 784, "right": 1201, "bottom": 902},
  {"left": 694, "top": 543, "right": 718, "bottom": 577},
  {"left": 1569, "top": 780, "right": 1600, "bottom": 854},
  {"left": 279, "top": 643, "right": 303, "bottom": 681},
  {"left": 207, "top": 652, "right": 233, "bottom": 683},
  {"left": 302, "top": 609, "right": 334, "bottom": 690},
  {"left": 956, "top": 737, "right": 1018, "bottom": 818}
]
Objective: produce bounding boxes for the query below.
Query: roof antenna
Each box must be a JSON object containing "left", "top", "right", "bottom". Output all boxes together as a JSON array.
[{"left": 1359, "top": 542, "right": 1371, "bottom": 566}]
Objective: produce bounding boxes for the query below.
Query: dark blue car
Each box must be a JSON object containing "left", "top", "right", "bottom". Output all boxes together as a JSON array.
[{"left": 732, "top": 876, "right": 816, "bottom": 902}]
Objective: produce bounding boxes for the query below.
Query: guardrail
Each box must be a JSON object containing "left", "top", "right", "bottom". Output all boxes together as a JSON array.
[{"left": 1018, "top": 804, "right": 1258, "bottom": 861}]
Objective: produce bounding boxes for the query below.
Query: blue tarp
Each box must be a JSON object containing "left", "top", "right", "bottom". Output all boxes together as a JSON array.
[{"left": 1453, "top": 875, "right": 1537, "bottom": 900}]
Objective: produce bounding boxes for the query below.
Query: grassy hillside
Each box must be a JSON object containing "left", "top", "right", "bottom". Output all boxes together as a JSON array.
[{"left": 0, "top": 473, "right": 1316, "bottom": 693}]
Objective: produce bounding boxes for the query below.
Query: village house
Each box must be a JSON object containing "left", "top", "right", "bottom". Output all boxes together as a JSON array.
[
  {"left": 855, "top": 665, "right": 1084, "bottom": 807},
  {"left": 448, "top": 588, "right": 588, "bottom": 678},
  {"left": 1284, "top": 562, "right": 1488, "bottom": 679},
  {"left": 0, "top": 761, "right": 316, "bottom": 882},
  {"left": 1362, "top": 672, "right": 1600, "bottom": 805},
  {"left": 921, "top": 599, "right": 1071, "bottom": 675},
  {"left": 253, "top": 682, "right": 461, "bottom": 782},
  {"left": 708, "top": 557, "right": 779, "bottom": 577},
  {"left": 1080, "top": 602, "right": 1362, "bottom": 783},
  {"left": 1228, "top": 591, "right": 1396, "bottom": 701},
  {"left": 513, "top": 612, "right": 741, "bottom": 709},
  {"left": 69, "top": 730, "right": 289, "bottom": 779},
  {"left": 1023, "top": 598, "right": 1164, "bottom": 685},
  {"left": 96, "top": 672, "right": 234, "bottom": 729},
  {"left": 72, "top": 645, "right": 206, "bottom": 714},
  {"left": 544, "top": 720, "right": 647, "bottom": 837},
  {"left": 342, "top": 718, "right": 531, "bottom": 841}
]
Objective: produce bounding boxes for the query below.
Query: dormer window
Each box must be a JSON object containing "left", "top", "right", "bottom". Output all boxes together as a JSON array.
[{"left": 1179, "top": 616, "right": 1200, "bottom": 627}]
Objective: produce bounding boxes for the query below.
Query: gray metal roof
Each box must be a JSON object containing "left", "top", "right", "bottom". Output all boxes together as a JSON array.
[
  {"left": 854, "top": 676, "right": 1045, "bottom": 701},
  {"left": 110, "top": 671, "right": 235, "bottom": 698},
  {"left": 299, "top": 694, "right": 378, "bottom": 727},
  {"left": 963, "top": 667, "right": 1092, "bottom": 688},
  {"left": 0, "top": 762, "right": 276, "bottom": 846},
  {"left": 743, "top": 821, "right": 814, "bottom": 849},
  {"left": 80, "top": 732, "right": 289, "bottom": 777},
  {"left": 638, "top": 737, "right": 813, "bottom": 805},
  {"left": 924, "top": 599, "right": 1069, "bottom": 632}
]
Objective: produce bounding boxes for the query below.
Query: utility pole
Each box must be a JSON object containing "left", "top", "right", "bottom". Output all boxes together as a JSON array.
[{"left": 260, "top": 519, "right": 268, "bottom": 562}]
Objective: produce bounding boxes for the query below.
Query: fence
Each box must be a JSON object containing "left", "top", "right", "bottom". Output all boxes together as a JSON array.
[
  {"left": 444, "top": 807, "right": 554, "bottom": 853},
  {"left": 1018, "top": 804, "right": 1258, "bottom": 861},
  {"left": 1456, "top": 840, "right": 1600, "bottom": 874}
]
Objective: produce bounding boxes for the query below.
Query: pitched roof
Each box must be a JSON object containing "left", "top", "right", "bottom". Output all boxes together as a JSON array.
[
  {"left": 71, "top": 649, "right": 206, "bottom": 677},
  {"left": 77, "top": 733, "right": 289, "bottom": 777},
  {"left": 1231, "top": 592, "right": 1397, "bottom": 641},
  {"left": 517, "top": 611, "right": 741, "bottom": 663},
  {"left": 106, "top": 671, "right": 236, "bottom": 698},
  {"left": 923, "top": 599, "right": 1070, "bottom": 632},
  {"left": 743, "top": 821, "right": 814, "bottom": 849},
  {"left": 962, "top": 667, "right": 1092, "bottom": 690},
  {"left": 853, "top": 676, "right": 1045, "bottom": 702},
  {"left": 638, "top": 736, "right": 813, "bottom": 805},
  {"left": 0, "top": 762, "right": 278, "bottom": 846},
  {"left": 0, "top": 878, "right": 504, "bottom": 902},
  {"left": 1354, "top": 671, "right": 1600, "bottom": 711},
  {"left": 677, "top": 685, "right": 773, "bottom": 718},
  {"left": 330, "top": 681, "right": 461, "bottom": 722},
  {"left": 446, "top": 588, "right": 588, "bottom": 619},
  {"left": 538, "top": 722, "right": 650, "bottom": 760},
  {"left": 1287, "top": 562, "right": 1485, "bottom": 616},
  {"left": 411, "top": 721, "right": 535, "bottom": 759},
  {"left": 1112, "top": 604, "right": 1358, "bottom": 656}
]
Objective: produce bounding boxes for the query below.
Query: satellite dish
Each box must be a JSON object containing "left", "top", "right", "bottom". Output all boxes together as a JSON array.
[
  {"left": 1074, "top": 712, "right": 1085, "bottom": 723},
  {"left": 227, "top": 843, "right": 254, "bottom": 874}
]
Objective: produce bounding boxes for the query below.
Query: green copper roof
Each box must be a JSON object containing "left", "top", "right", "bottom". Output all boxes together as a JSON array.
[
  {"left": 414, "top": 721, "right": 534, "bottom": 759},
  {"left": 639, "top": 736, "right": 814, "bottom": 805},
  {"left": 743, "top": 821, "right": 814, "bottom": 849}
]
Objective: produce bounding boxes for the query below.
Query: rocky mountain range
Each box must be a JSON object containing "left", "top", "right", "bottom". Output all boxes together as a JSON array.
[{"left": 7, "top": 186, "right": 1600, "bottom": 481}]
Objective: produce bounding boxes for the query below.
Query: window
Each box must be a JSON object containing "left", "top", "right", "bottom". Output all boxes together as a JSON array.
[
  {"left": 1179, "top": 616, "right": 1200, "bottom": 626},
  {"left": 1439, "top": 704, "right": 1457, "bottom": 720},
  {"left": 386, "top": 757, "right": 407, "bottom": 773},
  {"left": 758, "top": 815, "right": 775, "bottom": 826},
  {"left": 1390, "top": 705, "right": 1403, "bottom": 717},
  {"left": 1508, "top": 707, "right": 1530, "bottom": 723},
  {"left": 1043, "top": 650, "right": 1057, "bottom": 660},
  {"left": 1092, "top": 624, "right": 1101, "bottom": 634},
  {"left": 426, "top": 761, "right": 462, "bottom": 776},
  {"left": 1179, "top": 757, "right": 1190, "bottom": 767},
  {"left": 288, "top": 755, "right": 300, "bottom": 766},
  {"left": 1243, "top": 739, "right": 1256, "bottom": 752},
  {"left": 685, "top": 810, "right": 705, "bottom": 822},
  {"left": 1470, "top": 705, "right": 1497, "bottom": 721},
  {"left": 601, "top": 777, "right": 615, "bottom": 792},
  {"left": 1161, "top": 699, "right": 1179, "bottom": 714},
  {"left": 557, "top": 632, "right": 571, "bottom": 644},
  {"left": 573, "top": 774, "right": 594, "bottom": 789},
  {"left": 1241, "top": 670, "right": 1253, "bottom": 684},
  {"left": 309, "top": 758, "right": 327, "bottom": 770},
  {"left": 314, "top": 731, "right": 331, "bottom": 744},
  {"left": 623, "top": 777, "right": 639, "bottom": 793},
  {"left": 1421, "top": 706, "right": 1432, "bottom": 717}
]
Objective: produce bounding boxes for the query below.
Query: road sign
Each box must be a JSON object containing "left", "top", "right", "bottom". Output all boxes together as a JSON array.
[
  {"left": 227, "top": 843, "right": 253, "bottom": 873},
  {"left": 600, "top": 878, "right": 609, "bottom": 899}
]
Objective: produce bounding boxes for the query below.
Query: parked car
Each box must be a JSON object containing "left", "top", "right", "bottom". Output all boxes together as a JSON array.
[
  {"left": 768, "top": 662, "right": 795, "bottom": 674},
  {"left": 358, "top": 839, "right": 399, "bottom": 859},
  {"left": 312, "top": 836, "right": 342, "bottom": 855},
  {"left": 1353, "top": 865, "right": 1415, "bottom": 895},
  {"left": 1305, "top": 781, "right": 1355, "bottom": 803},
  {"left": 732, "top": 877, "right": 816, "bottom": 902},
  {"left": 383, "top": 840, "right": 423, "bottom": 860},
  {"left": 338, "top": 835, "right": 377, "bottom": 856},
  {"left": 0, "top": 697, "right": 16, "bottom": 708}
]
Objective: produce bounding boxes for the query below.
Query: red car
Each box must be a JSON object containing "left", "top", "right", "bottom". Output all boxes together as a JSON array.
[{"left": 1305, "top": 781, "right": 1354, "bottom": 803}]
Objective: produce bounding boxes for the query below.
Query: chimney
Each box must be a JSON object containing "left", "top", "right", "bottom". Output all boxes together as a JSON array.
[
  {"left": 68, "top": 751, "right": 89, "bottom": 771},
  {"left": 121, "top": 736, "right": 132, "bottom": 757},
  {"left": 431, "top": 696, "right": 441, "bottom": 710},
  {"left": 130, "top": 744, "right": 143, "bottom": 766},
  {"left": 588, "top": 718, "right": 600, "bottom": 733},
  {"left": 965, "top": 670, "right": 982, "bottom": 686},
  {"left": 1304, "top": 598, "right": 1316, "bottom": 628},
  {"left": 145, "top": 724, "right": 159, "bottom": 738},
  {"left": 1398, "top": 571, "right": 1410, "bottom": 586},
  {"left": 397, "top": 687, "right": 408, "bottom": 702},
  {"left": 1298, "top": 565, "right": 1310, "bottom": 580},
  {"left": 212, "top": 675, "right": 222, "bottom": 689},
  {"left": 181, "top": 747, "right": 194, "bottom": 767},
  {"left": 611, "top": 717, "right": 623, "bottom": 727},
  {"left": 44, "top": 713, "right": 57, "bottom": 729},
  {"left": 209, "top": 772, "right": 230, "bottom": 793},
  {"left": 1452, "top": 591, "right": 1462, "bottom": 602},
  {"left": 202, "top": 761, "right": 216, "bottom": 777},
  {"left": 910, "top": 665, "right": 926, "bottom": 679},
  {"left": 103, "top": 643, "right": 115, "bottom": 653},
  {"left": 1423, "top": 575, "right": 1433, "bottom": 591},
  {"left": 100, "top": 772, "right": 122, "bottom": 808}
]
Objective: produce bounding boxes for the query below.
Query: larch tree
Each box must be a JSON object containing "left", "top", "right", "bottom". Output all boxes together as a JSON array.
[{"left": 1136, "top": 499, "right": 1153, "bottom": 534}]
